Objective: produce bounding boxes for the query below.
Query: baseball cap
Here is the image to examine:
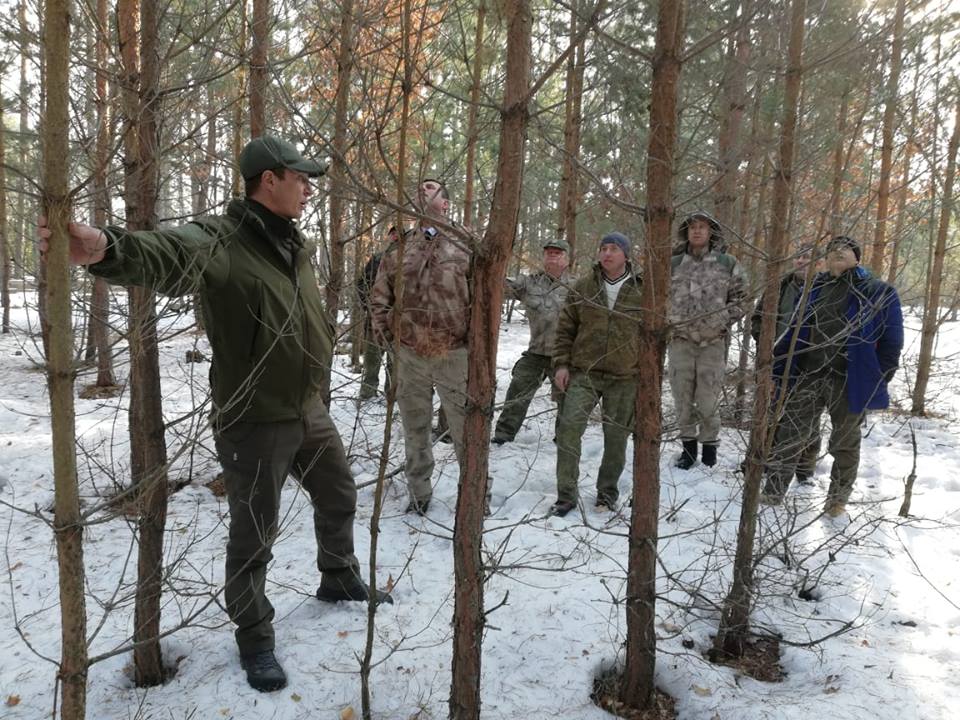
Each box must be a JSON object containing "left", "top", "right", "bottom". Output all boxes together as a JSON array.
[{"left": 238, "top": 135, "right": 328, "bottom": 180}]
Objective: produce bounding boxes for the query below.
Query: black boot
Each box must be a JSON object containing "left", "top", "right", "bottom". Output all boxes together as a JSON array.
[
  {"left": 675, "top": 439, "right": 698, "bottom": 470},
  {"left": 240, "top": 650, "right": 287, "bottom": 692},
  {"left": 701, "top": 443, "right": 718, "bottom": 467},
  {"left": 317, "top": 568, "right": 394, "bottom": 605}
]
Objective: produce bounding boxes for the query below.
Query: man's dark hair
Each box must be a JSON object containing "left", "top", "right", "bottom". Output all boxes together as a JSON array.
[
  {"left": 244, "top": 166, "right": 287, "bottom": 198},
  {"left": 421, "top": 177, "right": 450, "bottom": 200}
]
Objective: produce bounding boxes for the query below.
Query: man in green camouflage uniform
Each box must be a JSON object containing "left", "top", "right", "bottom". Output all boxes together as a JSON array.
[
  {"left": 550, "top": 232, "right": 643, "bottom": 517},
  {"left": 668, "top": 211, "right": 746, "bottom": 470},
  {"left": 370, "top": 179, "right": 473, "bottom": 516},
  {"left": 492, "top": 238, "right": 571, "bottom": 444},
  {"left": 40, "top": 136, "right": 390, "bottom": 693}
]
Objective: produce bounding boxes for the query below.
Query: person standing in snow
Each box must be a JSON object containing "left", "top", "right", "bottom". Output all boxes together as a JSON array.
[
  {"left": 492, "top": 238, "right": 571, "bottom": 445},
  {"left": 761, "top": 235, "right": 904, "bottom": 516},
  {"left": 38, "top": 135, "right": 391, "bottom": 693},
  {"left": 549, "top": 232, "right": 643, "bottom": 517},
  {"left": 667, "top": 210, "right": 747, "bottom": 470},
  {"left": 369, "top": 178, "right": 476, "bottom": 516},
  {"left": 749, "top": 242, "right": 824, "bottom": 485},
  {"left": 356, "top": 226, "right": 398, "bottom": 400}
]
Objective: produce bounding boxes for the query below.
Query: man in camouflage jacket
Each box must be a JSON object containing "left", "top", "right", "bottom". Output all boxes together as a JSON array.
[
  {"left": 370, "top": 179, "right": 473, "bottom": 515},
  {"left": 492, "top": 238, "right": 571, "bottom": 444},
  {"left": 549, "top": 232, "right": 643, "bottom": 517},
  {"left": 668, "top": 211, "right": 746, "bottom": 469}
]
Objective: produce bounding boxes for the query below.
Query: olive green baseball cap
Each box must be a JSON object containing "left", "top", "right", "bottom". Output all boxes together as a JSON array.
[{"left": 238, "top": 135, "right": 328, "bottom": 180}]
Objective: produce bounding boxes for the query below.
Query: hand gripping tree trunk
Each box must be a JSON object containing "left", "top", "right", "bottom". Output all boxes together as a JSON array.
[
  {"left": 449, "top": 4, "right": 531, "bottom": 719},
  {"left": 619, "top": 0, "right": 684, "bottom": 710},
  {"left": 714, "top": 0, "right": 807, "bottom": 660},
  {"left": 42, "top": 0, "right": 88, "bottom": 715},
  {"left": 119, "top": 0, "right": 170, "bottom": 686}
]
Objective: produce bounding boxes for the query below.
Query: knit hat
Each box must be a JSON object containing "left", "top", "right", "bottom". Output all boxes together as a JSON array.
[
  {"left": 599, "top": 232, "right": 630, "bottom": 256},
  {"left": 826, "top": 235, "right": 861, "bottom": 262}
]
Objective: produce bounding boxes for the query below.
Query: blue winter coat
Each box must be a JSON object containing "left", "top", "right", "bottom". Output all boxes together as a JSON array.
[{"left": 773, "top": 266, "right": 904, "bottom": 414}]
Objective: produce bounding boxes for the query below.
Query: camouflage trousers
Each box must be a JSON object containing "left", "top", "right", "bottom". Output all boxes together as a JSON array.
[
  {"left": 493, "top": 352, "right": 556, "bottom": 442},
  {"left": 555, "top": 370, "right": 636, "bottom": 504},
  {"left": 668, "top": 338, "right": 726, "bottom": 444},
  {"left": 764, "top": 371, "right": 862, "bottom": 504},
  {"left": 395, "top": 345, "right": 467, "bottom": 504},
  {"left": 360, "top": 323, "right": 393, "bottom": 399}
]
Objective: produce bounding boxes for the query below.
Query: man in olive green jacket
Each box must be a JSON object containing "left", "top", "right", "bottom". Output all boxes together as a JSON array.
[
  {"left": 550, "top": 232, "right": 643, "bottom": 517},
  {"left": 39, "top": 135, "right": 390, "bottom": 693}
]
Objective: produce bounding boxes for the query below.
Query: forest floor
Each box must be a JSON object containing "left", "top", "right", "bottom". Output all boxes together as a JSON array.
[{"left": 1, "top": 291, "right": 959, "bottom": 720}]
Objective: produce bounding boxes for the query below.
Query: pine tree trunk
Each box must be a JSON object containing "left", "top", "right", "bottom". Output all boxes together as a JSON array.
[
  {"left": 250, "top": 0, "right": 268, "bottom": 138},
  {"left": 449, "top": 3, "right": 531, "bottom": 719},
  {"left": 15, "top": 0, "right": 30, "bottom": 281},
  {"left": 866, "top": 0, "right": 906, "bottom": 273},
  {"left": 462, "top": 1, "right": 486, "bottom": 229},
  {"left": 119, "top": 0, "right": 170, "bottom": 686},
  {"left": 620, "top": 0, "right": 685, "bottom": 710},
  {"left": 912, "top": 98, "right": 960, "bottom": 416},
  {"left": 42, "top": 0, "right": 88, "bottom": 714},
  {"left": 1, "top": 94, "right": 9, "bottom": 334},
  {"left": 89, "top": 0, "right": 115, "bottom": 385},
  {"left": 714, "top": 0, "right": 806, "bottom": 660},
  {"left": 323, "top": 0, "right": 356, "bottom": 404},
  {"left": 556, "top": 0, "right": 585, "bottom": 265},
  {"left": 887, "top": 58, "right": 919, "bottom": 286},
  {"left": 714, "top": 0, "right": 751, "bottom": 235}
]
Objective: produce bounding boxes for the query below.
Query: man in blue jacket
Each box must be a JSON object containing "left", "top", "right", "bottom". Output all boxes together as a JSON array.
[{"left": 761, "top": 235, "right": 904, "bottom": 517}]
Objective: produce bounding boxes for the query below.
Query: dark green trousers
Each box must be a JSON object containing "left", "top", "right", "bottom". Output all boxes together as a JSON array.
[
  {"left": 360, "top": 323, "right": 392, "bottom": 399},
  {"left": 555, "top": 371, "right": 636, "bottom": 504},
  {"left": 493, "top": 352, "right": 554, "bottom": 441},
  {"left": 214, "top": 397, "right": 358, "bottom": 655},
  {"left": 765, "top": 372, "right": 862, "bottom": 503}
]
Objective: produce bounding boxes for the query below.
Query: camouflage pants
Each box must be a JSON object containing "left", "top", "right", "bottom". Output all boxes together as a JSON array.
[
  {"left": 555, "top": 371, "right": 636, "bottom": 504},
  {"left": 360, "top": 323, "right": 393, "bottom": 398},
  {"left": 214, "top": 397, "right": 358, "bottom": 655},
  {"left": 764, "top": 372, "right": 862, "bottom": 503},
  {"left": 668, "top": 338, "right": 726, "bottom": 444},
  {"left": 395, "top": 345, "right": 467, "bottom": 504},
  {"left": 493, "top": 352, "right": 554, "bottom": 442}
]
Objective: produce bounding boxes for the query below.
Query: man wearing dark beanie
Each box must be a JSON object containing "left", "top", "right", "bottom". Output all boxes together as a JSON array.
[
  {"left": 762, "top": 234, "right": 903, "bottom": 517},
  {"left": 549, "top": 232, "right": 643, "bottom": 517}
]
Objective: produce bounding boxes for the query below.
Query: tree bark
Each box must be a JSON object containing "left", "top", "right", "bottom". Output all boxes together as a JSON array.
[
  {"left": 1, "top": 93, "right": 9, "bottom": 334},
  {"left": 714, "top": 0, "right": 751, "bottom": 236},
  {"left": 462, "top": 1, "right": 486, "bottom": 229},
  {"left": 449, "top": 3, "right": 531, "bottom": 719},
  {"left": 619, "top": 0, "right": 685, "bottom": 711},
  {"left": 88, "top": 0, "right": 116, "bottom": 385},
  {"left": 911, "top": 98, "right": 960, "bottom": 416},
  {"left": 866, "top": 0, "right": 906, "bottom": 273},
  {"left": 556, "top": 0, "right": 585, "bottom": 265},
  {"left": 714, "top": 0, "right": 806, "bottom": 660},
  {"left": 322, "top": 0, "right": 356, "bottom": 404},
  {"left": 250, "top": 0, "right": 268, "bottom": 137},
  {"left": 231, "top": 1, "right": 248, "bottom": 198},
  {"left": 119, "top": 0, "right": 170, "bottom": 686},
  {"left": 42, "top": 0, "right": 89, "bottom": 715},
  {"left": 887, "top": 56, "right": 919, "bottom": 286}
]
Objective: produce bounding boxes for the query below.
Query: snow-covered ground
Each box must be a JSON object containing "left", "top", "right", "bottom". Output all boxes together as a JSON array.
[{"left": 1, "top": 290, "right": 959, "bottom": 719}]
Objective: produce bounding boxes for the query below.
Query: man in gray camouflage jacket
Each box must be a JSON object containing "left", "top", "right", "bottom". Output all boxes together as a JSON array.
[
  {"left": 668, "top": 211, "right": 746, "bottom": 469},
  {"left": 492, "top": 238, "right": 571, "bottom": 444},
  {"left": 370, "top": 179, "right": 473, "bottom": 516}
]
